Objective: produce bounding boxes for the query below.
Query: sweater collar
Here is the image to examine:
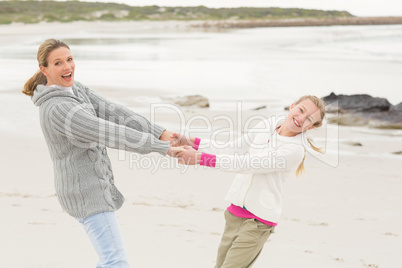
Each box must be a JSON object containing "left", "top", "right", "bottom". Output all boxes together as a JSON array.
[
  {"left": 50, "top": 84, "right": 74, "bottom": 94},
  {"left": 32, "top": 83, "right": 80, "bottom": 106}
]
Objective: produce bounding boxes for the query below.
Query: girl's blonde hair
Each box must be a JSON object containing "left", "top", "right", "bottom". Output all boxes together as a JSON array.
[
  {"left": 22, "top": 39, "right": 70, "bottom": 96},
  {"left": 294, "top": 95, "right": 326, "bottom": 176}
]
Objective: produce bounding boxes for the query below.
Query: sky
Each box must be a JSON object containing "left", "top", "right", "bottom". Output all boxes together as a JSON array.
[{"left": 73, "top": 0, "right": 402, "bottom": 17}]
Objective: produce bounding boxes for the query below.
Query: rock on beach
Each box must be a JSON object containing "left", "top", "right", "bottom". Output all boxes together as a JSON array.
[
  {"left": 322, "top": 92, "right": 402, "bottom": 129},
  {"left": 166, "top": 95, "right": 210, "bottom": 108}
]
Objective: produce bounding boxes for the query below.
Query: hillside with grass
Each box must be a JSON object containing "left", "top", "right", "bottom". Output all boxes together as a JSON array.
[
  {"left": 1, "top": 0, "right": 401, "bottom": 27},
  {"left": 0, "top": 0, "right": 354, "bottom": 24}
]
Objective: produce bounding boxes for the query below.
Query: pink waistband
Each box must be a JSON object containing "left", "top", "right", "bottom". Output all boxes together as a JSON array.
[{"left": 227, "top": 204, "right": 277, "bottom": 226}]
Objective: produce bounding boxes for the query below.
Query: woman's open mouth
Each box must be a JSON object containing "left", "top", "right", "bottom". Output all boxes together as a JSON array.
[{"left": 61, "top": 72, "right": 72, "bottom": 81}]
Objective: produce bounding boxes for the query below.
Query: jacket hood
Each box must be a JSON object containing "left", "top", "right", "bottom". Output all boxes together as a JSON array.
[{"left": 32, "top": 84, "right": 79, "bottom": 106}]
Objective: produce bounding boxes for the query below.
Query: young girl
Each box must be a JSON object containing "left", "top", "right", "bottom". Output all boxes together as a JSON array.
[
  {"left": 175, "top": 95, "right": 326, "bottom": 267},
  {"left": 22, "top": 39, "right": 182, "bottom": 267}
]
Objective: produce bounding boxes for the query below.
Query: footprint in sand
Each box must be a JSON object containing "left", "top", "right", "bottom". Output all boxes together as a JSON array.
[
  {"left": 360, "top": 260, "right": 379, "bottom": 268},
  {"left": 384, "top": 232, "right": 398, "bottom": 237},
  {"left": 308, "top": 222, "right": 329, "bottom": 226},
  {"left": 28, "top": 222, "right": 46, "bottom": 225}
]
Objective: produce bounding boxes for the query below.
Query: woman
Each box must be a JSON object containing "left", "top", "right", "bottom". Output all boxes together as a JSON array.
[
  {"left": 23, "top": 39, "right": 182, "bottom": 267},
  {"left": 176, "top": 95, "right": 326, "bottom": 267}
]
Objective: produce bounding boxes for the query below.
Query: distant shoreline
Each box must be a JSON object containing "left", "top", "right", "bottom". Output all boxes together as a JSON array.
[
  {"left": 191, "top": 17, "right": 402, "bottom": 28},
  {"left": 1, "top": 17, "right": 401, "bottom": 31},
  {"left": 1, "top": 17, "right": 401, "bottom": 30}
]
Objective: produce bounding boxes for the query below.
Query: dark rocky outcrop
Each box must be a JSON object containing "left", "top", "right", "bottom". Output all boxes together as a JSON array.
[
  {"left": 323, "top": 92, "right": 392, "bottom": 113},
  {"left": 322, "top": 93, "right": 402, "bottom": 129},
  {"left": 391, "top": 102, "right": 402, "bottom": 111}
]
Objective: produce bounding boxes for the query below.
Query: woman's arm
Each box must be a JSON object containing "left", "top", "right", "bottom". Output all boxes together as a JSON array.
[
  {"left": 48, "top": 101, "right": 170, "bottom": 155},
  {"left": 84, "top": 85, "right": 166, "bottom": 139}
]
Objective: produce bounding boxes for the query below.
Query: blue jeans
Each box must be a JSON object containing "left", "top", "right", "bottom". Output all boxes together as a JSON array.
[{"left": 76, "top": 212, "right": 130, "bottom": 268}]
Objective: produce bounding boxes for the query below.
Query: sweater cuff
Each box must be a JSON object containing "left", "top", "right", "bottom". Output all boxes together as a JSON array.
[
  {"left": 200, "top": 152, "right": 216, "bottom": 167},
  {"left": 151, "top": 140, "right": 170, "bottom": 155},
  {"left": 193, "top": 137, "right": 201, "bottom": 150},
  {"left": 152, "top": 123, "right": 166, "bottom": 139}
]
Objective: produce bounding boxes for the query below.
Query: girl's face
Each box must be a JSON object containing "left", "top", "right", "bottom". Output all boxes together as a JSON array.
[
  {"left": 284, "top": 99, "right": 321, "bottom": 135},
  {"left": 40, "top": 47, "right": 75, "bottom": 87}
]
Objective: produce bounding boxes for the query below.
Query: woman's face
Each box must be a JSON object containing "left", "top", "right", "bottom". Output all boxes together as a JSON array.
[
  {"left": 40, "top": 46, "right": 75, "bottom": 87},
  {"left": 284, "top": 99, "right": 321, "bottom": 135}
]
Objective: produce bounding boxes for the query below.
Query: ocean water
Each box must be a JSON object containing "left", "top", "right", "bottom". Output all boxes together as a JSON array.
[
  {"left": 1, "top": 22, "right": 402, "bottom": 141},
  {"left": 1, "top": 23, "right": 401, "bottom": 106}
]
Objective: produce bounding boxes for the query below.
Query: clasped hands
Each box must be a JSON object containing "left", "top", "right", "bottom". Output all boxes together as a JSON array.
[{"left": 161, "top": 131, "right": 200, "bottom": 165}]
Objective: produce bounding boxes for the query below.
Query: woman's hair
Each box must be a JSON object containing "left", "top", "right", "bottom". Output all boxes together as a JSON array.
[
  {"left": 294, "top": 95, "right": 326, "bottom": 176},
  {"left": 22, "top": 39, "right": 70, "bottom": 96}
]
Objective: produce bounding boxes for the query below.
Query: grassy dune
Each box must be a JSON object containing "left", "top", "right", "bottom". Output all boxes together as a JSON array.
[
  {"left": 1, "top": 0, "right": 354, "bottom": 24},
  {"left": 0, "top": 1, "right": 401, "bottom": 27}
]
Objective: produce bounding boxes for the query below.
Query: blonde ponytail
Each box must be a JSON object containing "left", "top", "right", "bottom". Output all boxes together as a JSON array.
[
  {"left": 22, "top": 70, "right": 47, "bottom": 96},
  {"left": 22, "top": 39, "right": 70, "bottom": 96},
  {"left": 293, "top": 95, "right": 326, "bottom": 177},
  {"left": 296, "top": 138, "right": 323, "bottom": 176},
  {"left": 295, "top": 154, "right": 306, "bottom": 177}
]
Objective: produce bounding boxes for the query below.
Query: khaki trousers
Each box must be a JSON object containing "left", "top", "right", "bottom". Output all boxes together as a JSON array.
[{"left": 215, "top": 210, "right": 275, "bottom": 268}]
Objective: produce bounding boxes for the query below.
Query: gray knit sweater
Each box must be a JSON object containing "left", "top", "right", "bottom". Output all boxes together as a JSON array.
[{"left": 32, "top": 81, "right": 170, "bottom": 218}]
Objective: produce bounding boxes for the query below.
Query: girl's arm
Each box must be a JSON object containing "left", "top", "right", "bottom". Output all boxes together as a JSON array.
[
  {"left": 178, "top": 143, "right": 304, "bottom": 174},
  {"left": 213, "top": 143, "right": 304, "bottom": 174},
  {"left": 173, "top": 119, "right": 273, "bottom": 155}
]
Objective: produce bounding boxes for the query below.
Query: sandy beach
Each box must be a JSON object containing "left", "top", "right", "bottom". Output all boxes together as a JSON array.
[
  {"left": 1, "top": 101, "right": 402, "bottom": 267},
  {"left": 1, "top": 21, "right": 402, "bottom": 267}
]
